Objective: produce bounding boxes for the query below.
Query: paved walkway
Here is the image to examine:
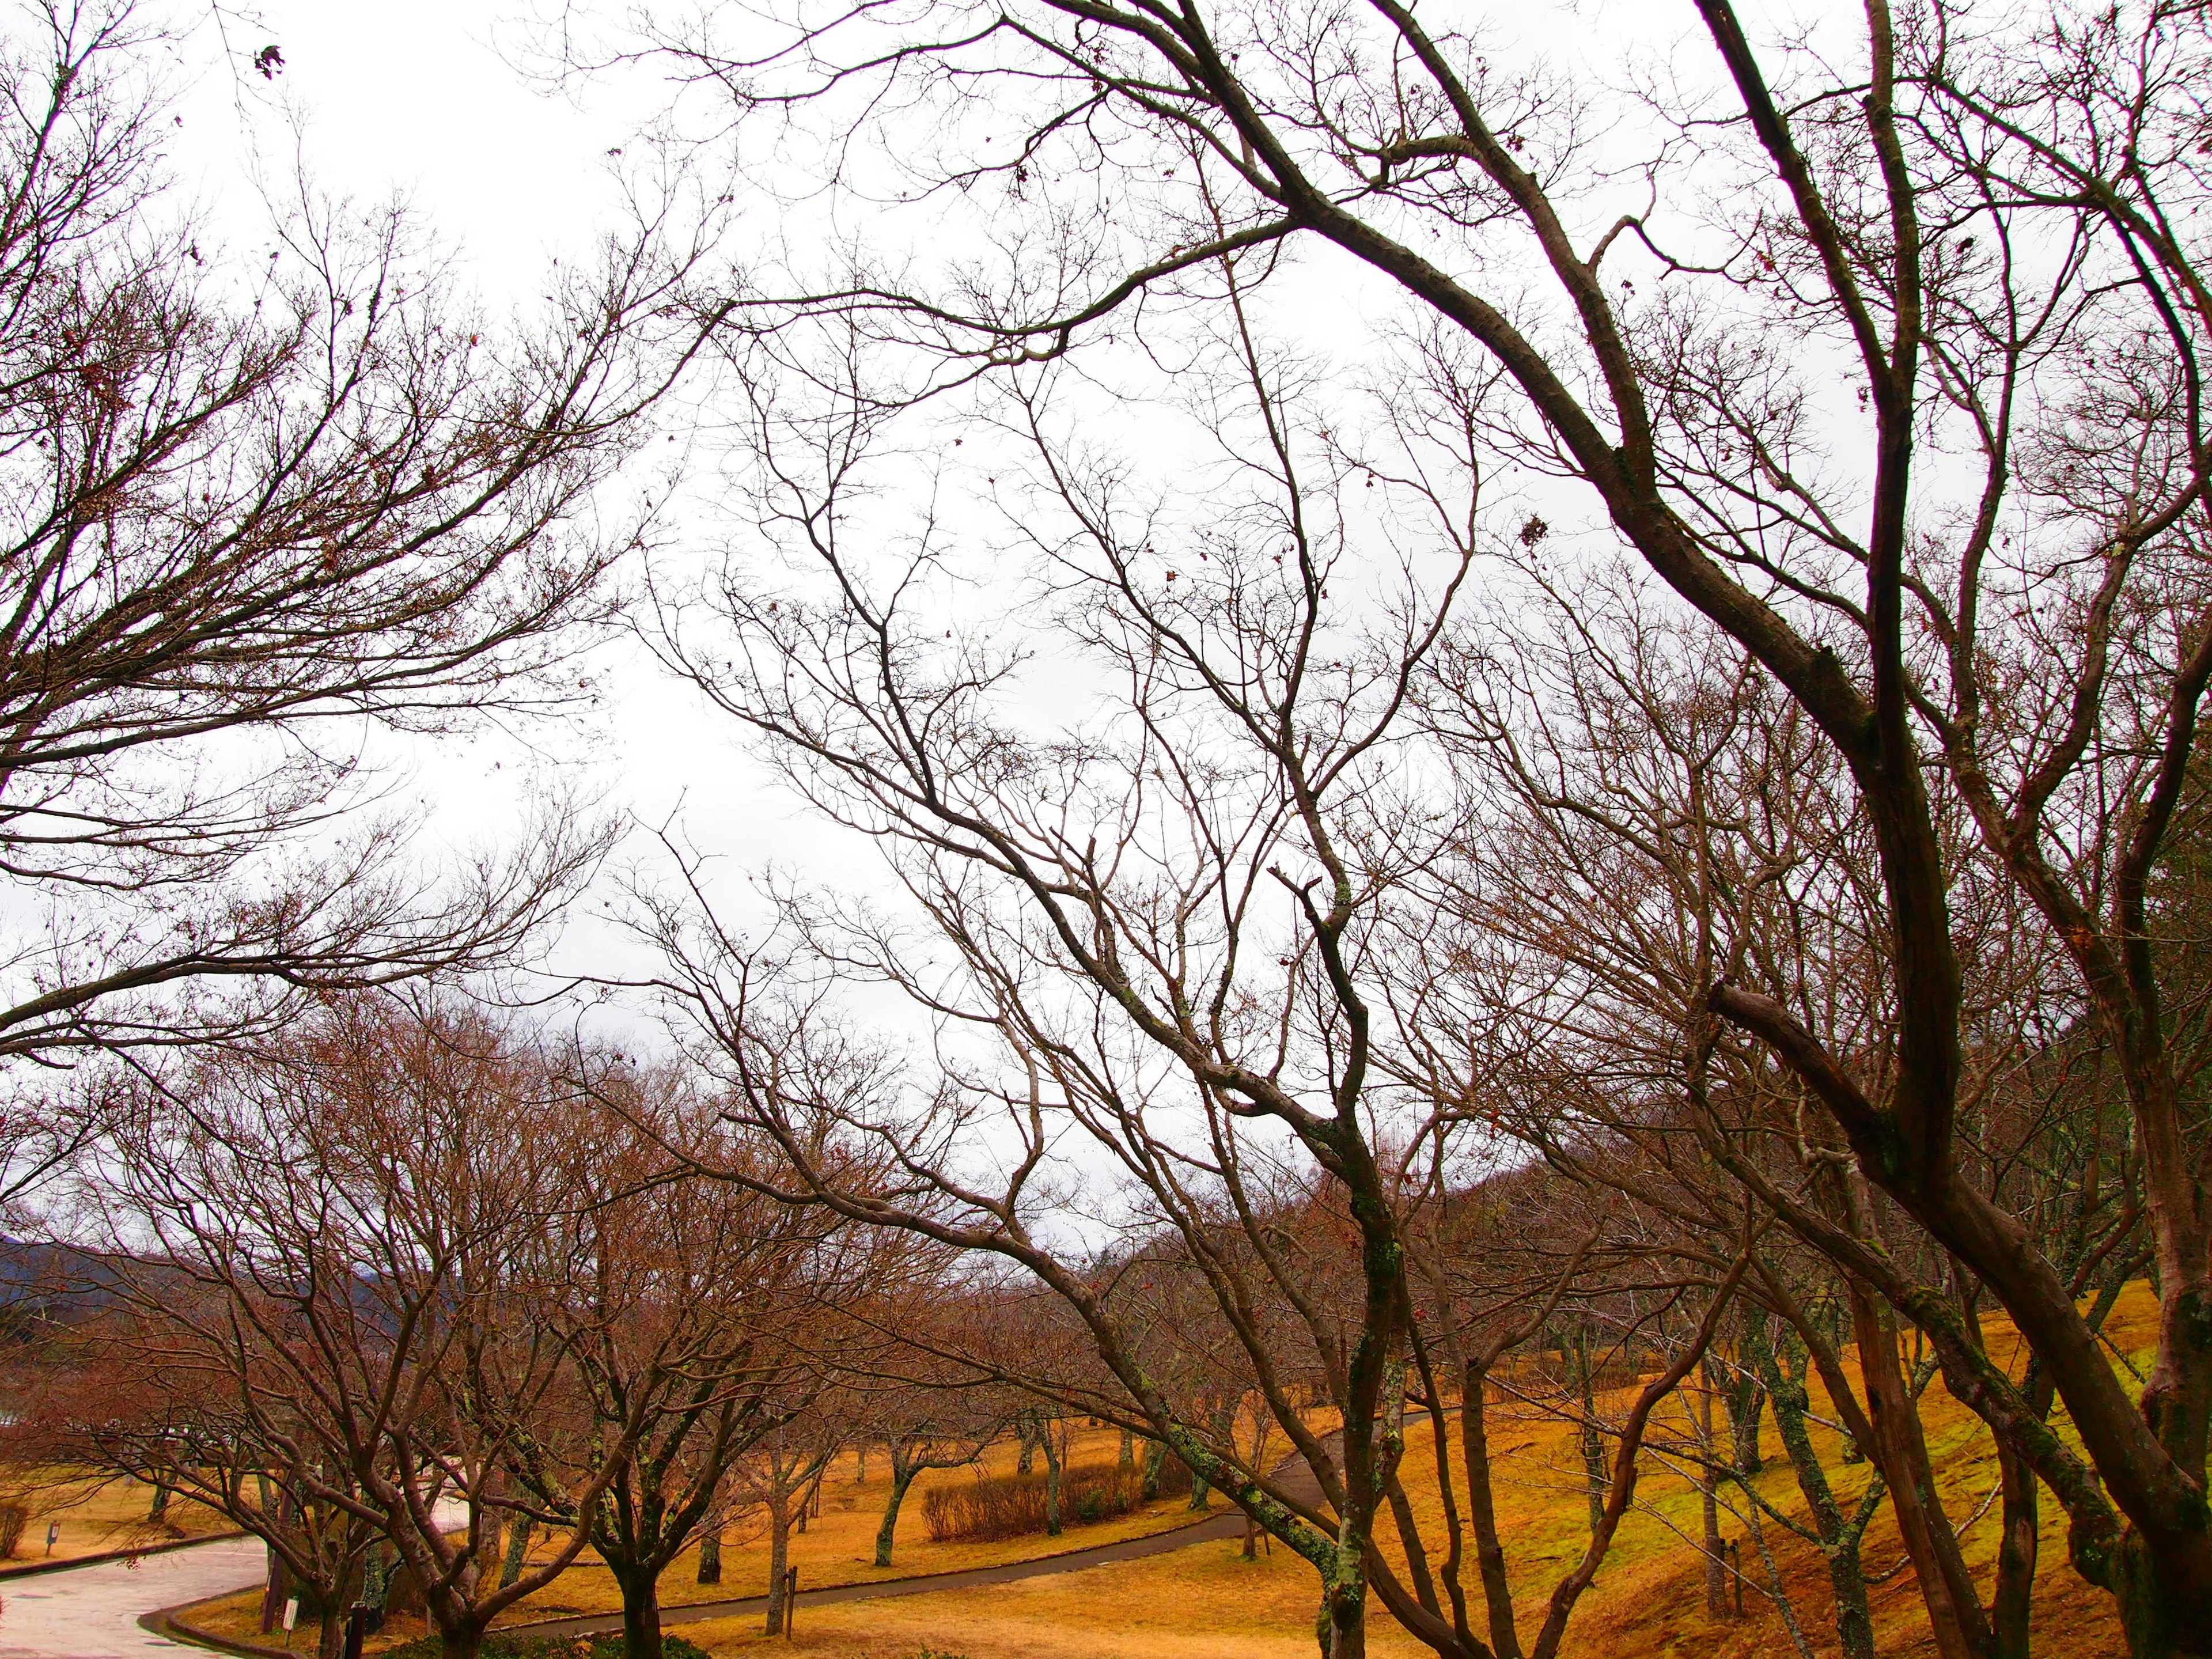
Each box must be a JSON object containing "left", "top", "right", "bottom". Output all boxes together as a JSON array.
[{"left": 0, "top": 1536, "right": 269, "bottom": 1658}]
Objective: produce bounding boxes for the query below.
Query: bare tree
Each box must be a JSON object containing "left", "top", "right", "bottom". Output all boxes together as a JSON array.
[
  {"left": 630, "top": 279, "right": 1747, "bottom": 1658},
  {"left": 0, "top": 2, "right": 707, "bottom": 1118},
  {"left": 505, "top": 1058, "right": 858, "bottom": 1659},
  {"left": 75, "top": 994, "right": 665, "bottom": 1659},
  {"left": 729, "top": 1411, "right": 844, "bottom": 1635}
]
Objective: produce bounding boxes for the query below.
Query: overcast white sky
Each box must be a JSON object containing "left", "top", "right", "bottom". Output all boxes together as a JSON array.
[{"left": 164, "top": 3, "right": 837, "bottom": 978}]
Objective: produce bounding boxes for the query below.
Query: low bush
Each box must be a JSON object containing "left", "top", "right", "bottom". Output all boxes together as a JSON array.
[
  {"left": 381, "top": 1633, "right": 712, "bottom": 1659},
  {"left": 0, "top": 1503, "right": 26, "bottom": 1559},
  {"left": 922, "top": 1465, "right": 1145, "bottom": 1543}
]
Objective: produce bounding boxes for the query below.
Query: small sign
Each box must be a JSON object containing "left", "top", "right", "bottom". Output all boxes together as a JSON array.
[{"left": 283, "top": 1597, "right": 300, "bottom": 1631}]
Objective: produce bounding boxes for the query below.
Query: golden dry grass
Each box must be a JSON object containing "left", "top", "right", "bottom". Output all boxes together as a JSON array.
[{"left": 689, "top": 1289, "right": 2151, "bottom": 1659}]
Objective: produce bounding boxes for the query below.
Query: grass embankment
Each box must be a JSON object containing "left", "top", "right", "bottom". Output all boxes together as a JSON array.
[
  {"left": 680, "top": 1287, "right": 2148, "bottom": 1659},
  {"left": 0, "top": 1468, "right": 230, "bottom": 1570},
  {"left": 180, "top": 1286, "right": 2153, "bottom": 1658}
]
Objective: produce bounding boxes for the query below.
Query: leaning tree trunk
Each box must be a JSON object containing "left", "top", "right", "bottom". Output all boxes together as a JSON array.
[
  {"left": 1760, "top": 1339, "right": 1876, "bottom": 1659},
  {"left": 875, "top": 1468, "right": 916, "bottom": 1568}
]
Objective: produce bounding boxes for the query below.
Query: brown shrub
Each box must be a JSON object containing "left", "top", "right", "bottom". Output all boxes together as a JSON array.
[
  {"left": 0, "top": 1503, "right": 26, "bottom": 1559},
  {"left": 922, "top": 1466, "right": 1146, "bottom": 1543}
]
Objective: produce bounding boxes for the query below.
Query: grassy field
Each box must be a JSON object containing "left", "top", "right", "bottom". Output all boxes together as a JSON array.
[
  {"left": 179, "top": 1288, "right": 2149, "bottom": 1658},
  {"left": 0, "top": 1468, "right": 231, "bottom": 1570}
]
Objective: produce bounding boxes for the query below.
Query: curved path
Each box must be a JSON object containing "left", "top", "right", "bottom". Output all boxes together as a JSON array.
[{"left": 0, "top": 1536, "right": 270, "bottom": 1658}]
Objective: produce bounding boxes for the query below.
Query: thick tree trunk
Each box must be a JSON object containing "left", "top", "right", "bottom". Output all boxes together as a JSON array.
[
  {"left": 696, "top": 1531, "right": 722, "bottom": 1585},
  {"left": 259, "top": 1549, "right": 290, "bottom": 1634},
  {"left": 1851, "top": 1282, "right": 1988, "bottom": 1659},
  {"left": 616, "top": 1567, "right": 664, "bottom": 1659}
]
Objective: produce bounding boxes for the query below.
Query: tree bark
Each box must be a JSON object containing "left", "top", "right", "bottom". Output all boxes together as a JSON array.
[
  {"left": 1461, "top": 1364, "right": 1524, "bottom": 1659},
  {"left": 1043, "top": 1420, "right": 1064, "bottom": 1536},
  {"left": 1759, "top": 1335, "right": 1876, "bottom": 1659},
  {"left": 499, "top": 1519, "right": 532, "bottom": 1590},
  {"left": 874, "top": 1470, "right": 915, "bottom": 1568},
  {"left": 1698, "top": 1372, "right": 1727, "bottom": 1619},
  {"left": 767, "top": 1495, "right": 793, "bottom": 1634},
  {"left": 616, "top": 1566, "right": 664, "bottom": 1659}
]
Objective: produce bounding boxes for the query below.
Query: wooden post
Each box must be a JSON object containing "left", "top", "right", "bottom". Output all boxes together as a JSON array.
[{"left": 785, "top": 1566, "right": 799, "bottom": 1639}]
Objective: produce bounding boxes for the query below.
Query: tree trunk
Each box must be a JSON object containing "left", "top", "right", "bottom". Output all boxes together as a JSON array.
[
  {"left": 696, "top": 1531, "right": 722, "bottom": 1585},
  {"left": 1727, "top": 1310, "right": 1769, "bottom": 1476},
  {"left": 767, "top": 1497, "right": 793, "bottom": 1634},
  {"left": 1567, "top": 1326, "right": 1605, "bottom": 1536},
  {"left": 1850, "top": 1282, "right": 1988, "bottom": 1659},
  {"left": 260, "top": 1549, "right": 290, "bottom": 1634},
  {"left": 1119, "top": 1426, "right": 1134, "bottom": 1473},
  {"left": 499, "top": 1518, "right": 532, "bottom": 1590},
  {"left": 1043, "top": 1422, "right": 1064, "bottom": 1536},
  {"left": 875, "top": 1469, "right": 915, "bottom": 1568},
  {"left": 1141, "top": 1438, "right": 1167, "bottom": 1500},
  {"left": 148, "top": 1483, "right": 169, "bottom": 1522},
  {"left": 617, "top": 1566, "right": 664, "bottom": 1659},
  {"left": 438, "top": 1626, "right": 483, "bottom": 1659},
  {"left": 1461, "top": 1364, "right": 1524, "bottom": 1659},
  {"left": 1697, "top": 1363, "right": 1728, "bottom": 1619},
  {"left": 1760, "top": 1338, "right": 1876, "bottom": 1659}
]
